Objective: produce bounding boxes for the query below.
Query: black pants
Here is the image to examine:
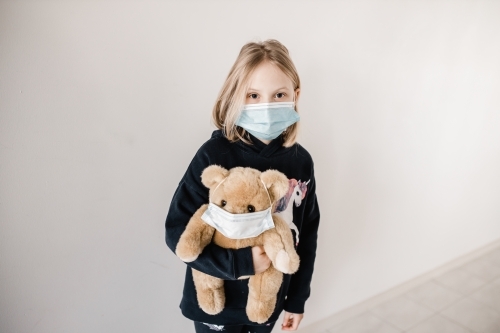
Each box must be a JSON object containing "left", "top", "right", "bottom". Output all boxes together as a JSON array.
[{"left": 194, "top": 321, "right": 276, "bottom": 333}]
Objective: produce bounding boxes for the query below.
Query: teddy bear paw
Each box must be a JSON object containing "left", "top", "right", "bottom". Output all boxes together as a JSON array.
[
  {"left": 175, "top": 246, "right": 200, "bottom": 263},
  {"left": 275, "top": 249, "right": 299, "bottom": 274},
  {"left": 178, "top": 254, "right": 199, "bottom": 262},
  {"left": 246, "top": 299, "right": 276, "bottom": 324},
  {"left": 199, "top": 289, "right": 225, "bottom": 315}
]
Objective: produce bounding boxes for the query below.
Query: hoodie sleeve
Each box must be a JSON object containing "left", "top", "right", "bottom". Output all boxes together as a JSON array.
[
  {"left": 165, "top": 142, "right": 255, "bottom": 280},
  {"left": 283, "top": 164, "right": 320, "bottom": 314}
]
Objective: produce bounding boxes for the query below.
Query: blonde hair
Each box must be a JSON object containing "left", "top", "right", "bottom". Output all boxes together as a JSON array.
[{"left": 212, "top": 39, "right": 301, "bottom": 147}]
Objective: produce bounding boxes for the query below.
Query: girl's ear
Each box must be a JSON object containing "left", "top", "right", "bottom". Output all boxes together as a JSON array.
[
  {"left": 201, "top": 165, "right": 229, "bottom": 189},
  {"left": 294, "top": 88, "right": 301, "bottom": 104},
  {"left": 260, "top": 170, "right": 289, "bottom": 203}
]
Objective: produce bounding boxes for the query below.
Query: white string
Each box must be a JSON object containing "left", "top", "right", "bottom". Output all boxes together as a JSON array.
[
  {"left": 210, "top": 177, "right": 227, "bottom": 203},
  {"left": 259, "top": 179, "right": 273, "bottom": 208},
  {"left": 210, "top": 176, "right": 273, "bottom": 208}
]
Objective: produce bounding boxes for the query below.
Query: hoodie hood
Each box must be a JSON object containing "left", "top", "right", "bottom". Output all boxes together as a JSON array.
[{"left": 210, "top": 130, "right": 288, "bottom": 158}]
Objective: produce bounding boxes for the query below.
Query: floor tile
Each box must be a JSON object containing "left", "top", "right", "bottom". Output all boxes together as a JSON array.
[
  {"left": 469, "top": 277, "right": 500, "bottom": 313},
  {"left": 483, "top": 247, "right": 500, "bottom": 267},
  {"left": 433, "top": 267, "right": 487, "bottom": 295},
  {"left": 327, "top": 312, "right": 401, "bottom": 333},
  {"left": 405, "top": 280, "right": 463, "bottom": 311},
  {"left": 368, "top": 295, "right": 434, "bottom": 331},
  {"left": 441, "top": 297, "right": 500, "bottom": 333},
  {"left": 406, "top": 314, "right": 474, "bottom": 333},
  {"left": 318, "top": 247, "right": 500, "bottom": 333},
  {"left": 460, "top": 257, "right": 500, "bottom": 281}
]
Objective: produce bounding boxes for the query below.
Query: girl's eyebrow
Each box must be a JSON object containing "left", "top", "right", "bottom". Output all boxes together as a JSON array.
[{"left": 247, "top": 87, "right": 289, "bottom": 92}]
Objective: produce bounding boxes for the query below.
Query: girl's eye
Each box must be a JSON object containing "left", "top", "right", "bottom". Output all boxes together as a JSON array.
[
  {"left": 247, "top": 205, "right": 255, "bottom": 212},
  {"left": 275, "top": 92, "right": 286, "bottom": 98},
  {"left": 249, "top": 93, "right": 258, "bottom": 99},
  {"left": 221, "top": 200, "right": 227, "bottom": 207}
]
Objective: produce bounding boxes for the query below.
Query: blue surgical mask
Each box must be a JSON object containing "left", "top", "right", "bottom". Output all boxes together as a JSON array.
[{"left": 235, "top": 101, "right": 300, "bottom": 141}]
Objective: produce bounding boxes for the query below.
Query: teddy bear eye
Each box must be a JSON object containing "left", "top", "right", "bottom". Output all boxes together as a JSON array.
[
  {"left": 247, "top": 205, "right": 255, "bottom": 212},
  {"left": 221, "top": 200, "right": 227, "bottom": 207}
]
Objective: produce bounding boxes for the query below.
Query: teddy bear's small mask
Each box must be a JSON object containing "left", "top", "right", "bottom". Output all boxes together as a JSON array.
[{"left": 201, "top": 177, "right": 275, "bottom": 239}]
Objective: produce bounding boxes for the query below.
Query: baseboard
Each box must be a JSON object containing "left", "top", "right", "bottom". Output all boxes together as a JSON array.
[{"left": 297, "top": 237, "right": 500, "bottom": 333}]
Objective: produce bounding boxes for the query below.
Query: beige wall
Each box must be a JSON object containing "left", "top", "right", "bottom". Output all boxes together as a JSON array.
[{"left": 1, "top": 1, "right": 499, "bottom": 332}]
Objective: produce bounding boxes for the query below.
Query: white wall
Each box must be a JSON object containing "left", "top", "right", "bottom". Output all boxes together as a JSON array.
[{"left": 1, "top": 1, "right": 499, "bottom": 332}]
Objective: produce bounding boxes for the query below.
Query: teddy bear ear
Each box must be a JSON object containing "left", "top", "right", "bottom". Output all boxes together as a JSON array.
[
  {"left": 260, "top": 170, "right": 289, "bottom": 203},
  {"left": 201, "top": 165, "right": 230, "bottom": 189}
]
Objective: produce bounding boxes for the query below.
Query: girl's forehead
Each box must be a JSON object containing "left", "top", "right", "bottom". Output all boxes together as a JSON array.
[{"left": 247, "top": 62, "right": 293, "bottom": 90}]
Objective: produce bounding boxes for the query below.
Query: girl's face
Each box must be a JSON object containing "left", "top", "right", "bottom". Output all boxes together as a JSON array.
[{"left": 245, "top": 61, "right": 300, "bottom": 105}]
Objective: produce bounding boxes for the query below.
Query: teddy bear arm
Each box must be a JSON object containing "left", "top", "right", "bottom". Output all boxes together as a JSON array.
[
  {"left": 261, "top": 231, "right": 285, "bottom": 264},
  {"left": 176, "top": 205, "right": 215, "bottom": 262},
  {"left": 262, "top": 217, "right": 300, "bottom": 274}
]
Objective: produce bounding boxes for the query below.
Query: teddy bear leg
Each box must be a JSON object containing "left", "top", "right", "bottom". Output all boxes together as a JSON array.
[
  {"left": 192, "top": 268, "right": 225, "bottom": 315},
  {"left": 246, "top": 266, "right": 283, "bottom": 324}
]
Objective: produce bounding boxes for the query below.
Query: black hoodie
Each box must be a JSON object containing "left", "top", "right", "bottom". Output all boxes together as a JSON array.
[{"left": 165, "top": 130, "right": 320, "bottom": 325}]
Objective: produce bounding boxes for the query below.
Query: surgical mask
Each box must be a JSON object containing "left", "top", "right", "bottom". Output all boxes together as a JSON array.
[
  {"left": 200, "top": 177, "right": 275, "bottom": 239},
  {"left": 235, "top": 101, "right": 300, "bottom": 141}
]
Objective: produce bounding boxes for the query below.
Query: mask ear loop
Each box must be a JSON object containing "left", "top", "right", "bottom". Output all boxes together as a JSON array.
[
  {"left": 211, "top": 177, "right": 272, "bottom": 210},
  {"left": 259, "top": 179, "right": 273, "bottom": 210},
  {"left": 210, "top": 177, "right": 227, "bottom": 204}
]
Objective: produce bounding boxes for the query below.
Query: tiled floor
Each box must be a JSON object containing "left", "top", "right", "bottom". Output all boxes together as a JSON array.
[{"left": 323, "top": 246, "right": 500, "bottom": 333}]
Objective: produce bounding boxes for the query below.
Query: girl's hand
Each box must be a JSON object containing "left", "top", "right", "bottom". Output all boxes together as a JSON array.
[
  {"left": 251, "top": 246, "right": 271, "bottom": 274},
  {"left": 281, "top": 311, "right": 304, "bottom": 331}
]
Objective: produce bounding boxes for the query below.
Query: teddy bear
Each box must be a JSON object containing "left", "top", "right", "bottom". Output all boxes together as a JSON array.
[{"left": 175, "top": 165, "right": 300, "bottom": 324}]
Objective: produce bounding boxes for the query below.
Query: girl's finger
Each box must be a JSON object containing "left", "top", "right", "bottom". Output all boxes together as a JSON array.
[
  {"left": 281, "top": 313, "right": 292, "bottom": 329},
  {"left": 291, "top": 316, "right": 299, "bottom": 330}
]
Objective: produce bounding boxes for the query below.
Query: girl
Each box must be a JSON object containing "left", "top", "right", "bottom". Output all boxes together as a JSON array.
[{"left": 165, "top": 39, "right": 320, "bottom": 333}]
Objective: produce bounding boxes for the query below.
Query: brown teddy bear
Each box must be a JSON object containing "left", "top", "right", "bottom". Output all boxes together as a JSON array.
[{"left": 175, "top": 165, "right": 300, "bottom": 324}]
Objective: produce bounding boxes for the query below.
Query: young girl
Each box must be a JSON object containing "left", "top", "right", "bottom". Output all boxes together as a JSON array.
[{"left": 165, "top": 39, "right": 320, "bottom": 333}]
